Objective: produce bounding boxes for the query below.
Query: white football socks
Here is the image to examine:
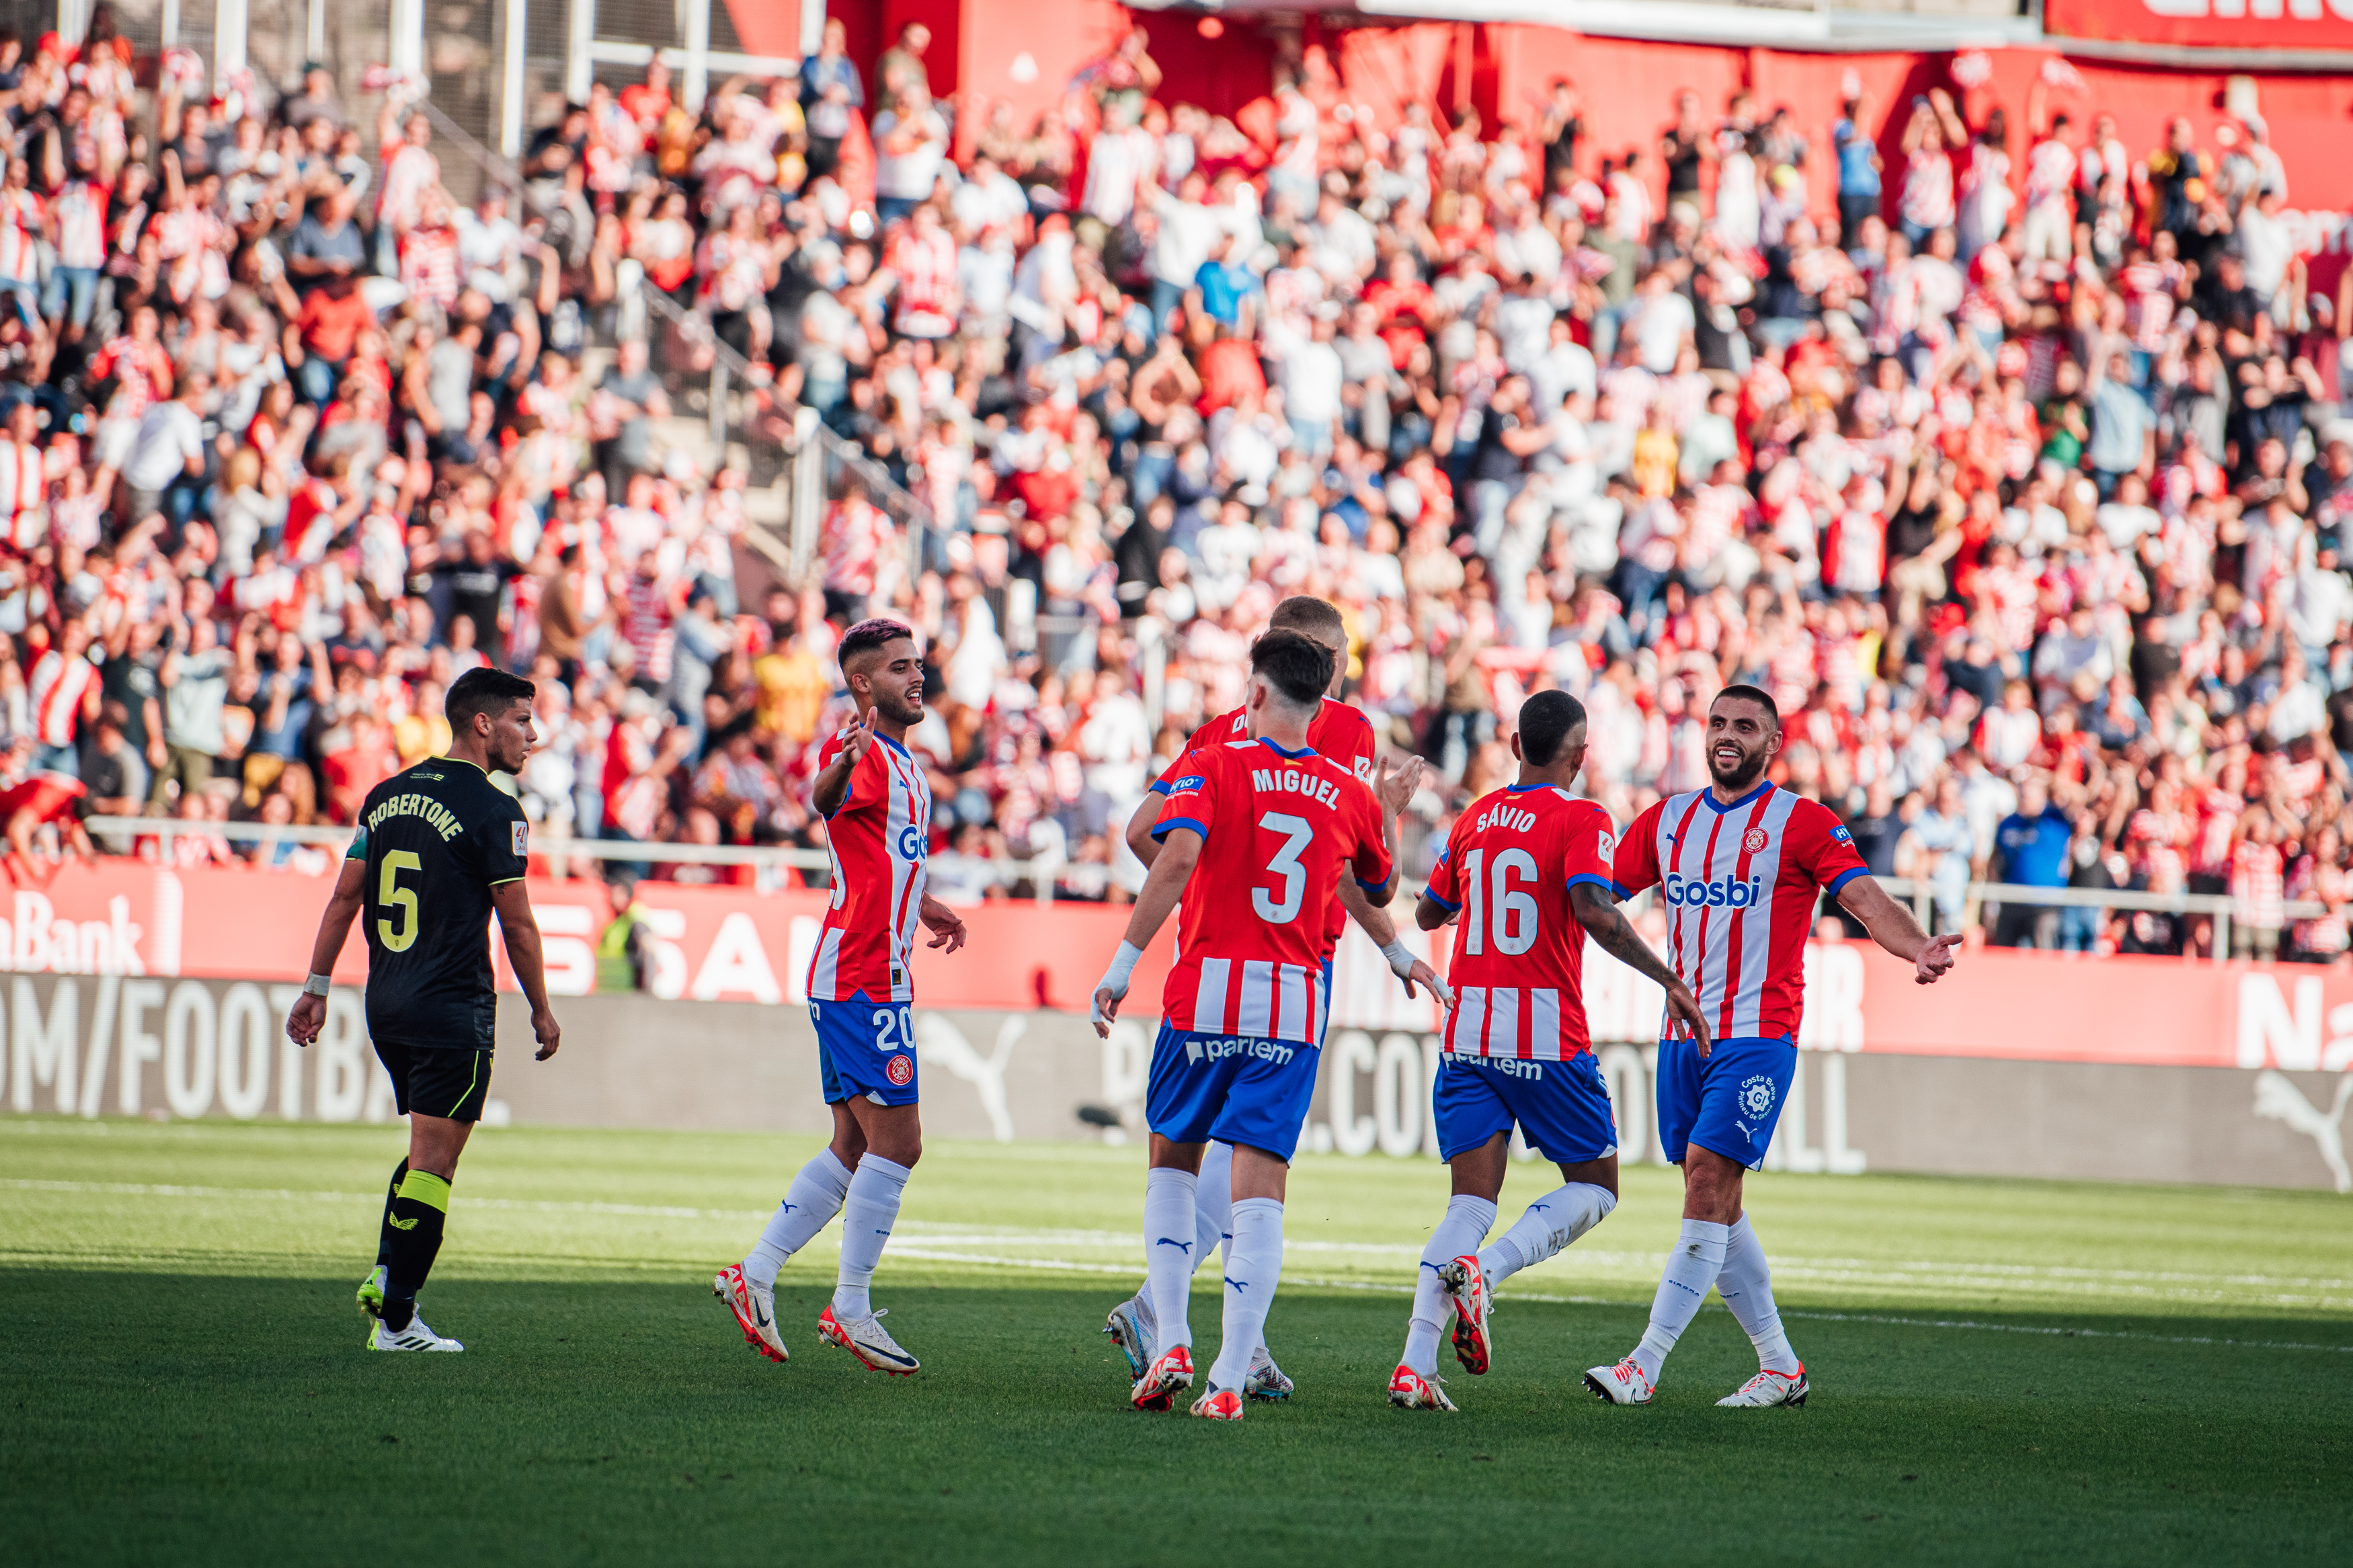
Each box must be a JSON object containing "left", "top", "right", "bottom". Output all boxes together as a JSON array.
[
  {"left": 1402, "top": 1194, "right": 1497, "bottom": 1377},
  {"left": 1714, "top": 1214, "right": 1800, "bottom": 1374},
  {"left": 1192, "top": 1141, "right": 1234, "bottom": 1273},
  {"left": 1631, "top": 1217, "right": 1728, "bottom": 1382},
  {"left": 743, "top": 1148, "right": 854, "bottom": 1290},
  {"left": 1142, "top": 1166, "right": 1199, "bottom": 1353},
  {"left": 1208, "top": 1197, "right": 1283, "bottom": 1392},
  {"left": 1476, "top": 1183, "right": 1616, "bottom": 1286},
  {"left": 831, "top": 1153, "right": 911, "bottom": 1322}
]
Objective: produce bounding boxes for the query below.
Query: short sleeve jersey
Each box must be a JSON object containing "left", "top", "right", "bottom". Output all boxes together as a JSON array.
[
  {"left": 1152, "top": 696, "right": 1379, "bottom": 959},
  {"left": 1422, "top": 784, "right": 1618, "bottom": 1061},
  {"left": 807, "top": 728, "right": 933, "bottom": 1004},
  {"left": 346, "top": 757, "right": 530, "bottom": 1048},
  {"left": 1610, "top": 781, "right": 1868, "bottom": 1043},
  {"left": 1154, "top": 737, "right": 1392, "bottom": 1045}
]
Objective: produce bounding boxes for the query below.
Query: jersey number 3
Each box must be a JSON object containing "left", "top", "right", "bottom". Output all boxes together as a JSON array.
[
  {"left": 1252, "top": 812, "right": 1315, "bottom": 925},
  {"left": 377, "top": 850, "right": 422, "bottom": 953}
]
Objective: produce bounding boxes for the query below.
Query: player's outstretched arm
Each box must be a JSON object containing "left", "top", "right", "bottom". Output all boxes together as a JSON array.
[
  {"left": 918, "top": 893, "right": 967, "bottom": 952},
  {"left": 811, "top": 707, "right": 875, "bottom": 819},
  {"left": 1570, "top": 882, "right": 1714, "bottom": 1059},
  {"left": 1091, "top": 826, "right": 1199, "bottom": 1038},
  {"left": 490, "top": 880, "right": 563, "bottom": 1060},
  {"left": 1340, "top": 874, "right": 1451, "bottom": 1007},
  {"left": 1835, "top": 874, "right": 1962, "bottom": 985},
  {"left": 286, "top": 858, "right": 368, "bottom": 1047}
]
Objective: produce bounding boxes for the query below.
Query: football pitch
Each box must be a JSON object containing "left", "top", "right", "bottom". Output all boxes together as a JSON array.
[{"left": 3, "top": 1118, "right": 2349, "bottom": 1566}]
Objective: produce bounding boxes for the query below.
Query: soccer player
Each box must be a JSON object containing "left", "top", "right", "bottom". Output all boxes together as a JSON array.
[
  {"left": 713, "top": 619, "right": 966, "bottom": 1376},
  {"left": 0, "top": 763, "right": 96, "bottom": 885},
  {"left": 285, "top": 667, "right": 563, "bottom": 1352},
  {"left": 1585, "top": 685, "right": 1959, "bottom": 1409},
  {"left": 1104, "top": 595, "right": 1444, "bottom": 1403},
  {"left": 1092, "top": 630, "right": 1398, "bottom": 1421},
  {"left": 1391, "top": 690, "right": 1710, "bottom": 1411}
]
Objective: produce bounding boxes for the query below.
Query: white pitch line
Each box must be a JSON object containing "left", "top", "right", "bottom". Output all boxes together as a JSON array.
[{"left": 12, "top": 1180, "right": 2353, "bottom": 1318}]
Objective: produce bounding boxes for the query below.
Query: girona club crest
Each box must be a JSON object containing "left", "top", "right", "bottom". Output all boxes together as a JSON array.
[
  {"left": 1743, "top": 827, "right": 1770, "bottom": 855},
  {"left": 885, "top": 1054, "right": 915, "bottom": 1087}
]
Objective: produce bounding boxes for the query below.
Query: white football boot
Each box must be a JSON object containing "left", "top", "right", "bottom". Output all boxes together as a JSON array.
[
  {"left": 1103, "top": 1293, "right": 1152, "bottom": 1381},
  {"left": 1244, "top": 1344, "right": 1293, "bottom": 1401},
  {"left": 1717, "top": 1366, "right": 1809, "bottom": 1407},
  {"left": 713, "top": 1264, "right": 789, "bottom": 1363},
  {"left": 817, "top": 1305, "right": 919, "bottom": 1375},
  {"left": 1583, "top": 1357, "right": 1656, "bottom": 1405},
  {"left": 368, "top": 1314, "right": 463, "bottom": 1352}
]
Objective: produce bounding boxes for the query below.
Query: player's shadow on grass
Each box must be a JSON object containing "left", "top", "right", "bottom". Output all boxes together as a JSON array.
[{"left": 6, "top": 1271, "right": 2350, "bottom": 1565}]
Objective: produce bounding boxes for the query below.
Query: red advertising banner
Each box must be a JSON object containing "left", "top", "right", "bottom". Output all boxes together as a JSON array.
[
  {"left": 3, "top": 860, "right": 2348, "bottom": 1075},
  {"left": 2043, "top": 0, "right": 2353, "bottom": 51}
]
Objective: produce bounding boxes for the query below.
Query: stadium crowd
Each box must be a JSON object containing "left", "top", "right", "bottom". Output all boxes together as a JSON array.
[{"left": 0, "top": 12, "right": 2348, "bottom": 962}]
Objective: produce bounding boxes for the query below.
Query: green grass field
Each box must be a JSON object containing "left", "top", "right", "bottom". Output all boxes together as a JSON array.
[{"left": 4, "top": 1116, "right": 2350, "bottom": 1565}]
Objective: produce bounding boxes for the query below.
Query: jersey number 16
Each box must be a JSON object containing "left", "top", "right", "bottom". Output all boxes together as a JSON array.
[{"left": 1461, "top": 847, "right": 1539, "bottom": 957}]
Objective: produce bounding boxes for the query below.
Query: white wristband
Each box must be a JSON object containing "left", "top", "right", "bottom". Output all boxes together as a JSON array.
[
  {"left": 1092, "top": 940, "right": 1144, "bottom": 1024},
  {"left": 302, "top": 973, "right": 333, "bottom": 997},
  {"left": 1379, "top": 940, "right": 1416, "bottom": 979}
]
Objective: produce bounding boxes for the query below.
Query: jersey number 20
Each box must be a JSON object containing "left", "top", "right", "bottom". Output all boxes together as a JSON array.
[
  {"left": 1461, "top": 847, "right": 1539, "bottom": 957},
  {"left": 377, "top": 851, "right": 422, "bottom": 952}
]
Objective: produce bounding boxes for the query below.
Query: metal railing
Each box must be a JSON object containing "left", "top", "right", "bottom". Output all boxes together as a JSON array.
[
  {"left": 62, "top": 820, "right": 2343, "bottom": 956},
  {"left": 80, "top": 816, "right": 830, "bottom": 874},
  {"left": 1869, "top": 876, "right": 2329, "bottom": 966}
]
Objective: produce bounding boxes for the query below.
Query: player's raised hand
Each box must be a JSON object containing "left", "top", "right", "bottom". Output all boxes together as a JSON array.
[
  {"left": 1375, "top": 753, "right": 1425, "bottom": 817},
  {"left": 284, "top": 993, "right": 325, "bottom": 1047},
  {"left": 1915, "top": 932, "right": 1962, "bottom": 985},
  {"left": 919, "top": 895, "right": 967, "bottom": 953},
  {"left": 530, "top": 1005, "right": 562, "bottom": 1061},
  {"left": 839, "top": 704, "right": 877, "bottom": 768},
  {"left": 1664, "top": 979, "right": 1714, "bottom": 1059}
]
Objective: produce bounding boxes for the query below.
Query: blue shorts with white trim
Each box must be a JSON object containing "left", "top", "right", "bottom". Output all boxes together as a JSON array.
[
  {"left": 812, "top": 993, "right": 921, "bottom": 1107},
  {"left": 1655, "top": 1034, "right": 1794, "bottom": 1169},
  {"left": 1433, "top": 1048, "right": 1618, "bottom": 1165},
  {"left": 1146, "top": 1021, "right": 1320, "bottom": 1161}
]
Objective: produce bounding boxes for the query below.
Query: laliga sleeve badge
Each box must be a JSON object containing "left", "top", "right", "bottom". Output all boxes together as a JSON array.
[{"left": 512, "top": 821, "right": 529, "bottom": 856}]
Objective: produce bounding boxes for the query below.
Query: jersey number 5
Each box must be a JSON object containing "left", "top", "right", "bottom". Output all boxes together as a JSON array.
[
  {"left": 1252, "top": 812, "right": 1315, "bottom": 925},
  {"left": 1462, "top": 847, "right": 1540, "bottom": 957},
  {"left": 377, "top": 850, "right": 422, "bottom": 953}
]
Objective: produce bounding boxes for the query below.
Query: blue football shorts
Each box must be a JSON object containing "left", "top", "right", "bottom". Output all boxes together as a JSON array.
[
  {"left": 1147, "top": 1020, "right": 1321, "bottom": 1162},
  {"left": 811, "top": 994, "right": 920, "bottom": 1108},
  {"left": 1433, "top": 1047, "right": 1618, "bottom": 1165},
  {"left": 1656, "top": 1034, "right": 1796, "bottom": 1169}
]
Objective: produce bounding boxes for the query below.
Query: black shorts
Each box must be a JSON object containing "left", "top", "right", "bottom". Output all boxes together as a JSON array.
[{"left": 374, "top": 1039, "right": 494, "bottom": 1123}]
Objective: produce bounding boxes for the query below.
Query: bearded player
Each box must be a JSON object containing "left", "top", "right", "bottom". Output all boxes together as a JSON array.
[
  {"left": 1092, "top": 630, "right": 1398, "bottom": 1420},
  {"left": 712, "top": 619, "right": 967, "bottom": 1376},
  {"left": 1585, "top": 686, "right": 1959, "bottom": 1409},
  {"left": 1104, "top": 595, "right": 1443, "bottom": 1403},
  {"left": 1390, "top": 690, "right": 1708, "bottom": 1411}
]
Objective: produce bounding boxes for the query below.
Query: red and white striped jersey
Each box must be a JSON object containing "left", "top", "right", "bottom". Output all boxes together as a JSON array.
[
  {"left": 807, "top": 727, "right": 934, "bottom": 1005},
  {"left": 1154, "top": 737, "right": 1392, "bottom": 1044},
  {"left": 29, "top": 648, "right": 95, "bottom": 747},
  {"left": 0, "top": 437, "right": 45, "bottom": 526},
  {"left": 0, "top": 189, "right": 43, "bottom": 282},
  {"left": 1153, "top": 696, "right": 1378, "bottom": 960},
  {"left": 1423, "top": 784, "right": 1617, "bottom": 1061},
  {"left": 50, "top": 179, "right": 107, "bottom": 270},
  {"left": 1612, "top": 782, "right": 1868, "bottom": 1043}
]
